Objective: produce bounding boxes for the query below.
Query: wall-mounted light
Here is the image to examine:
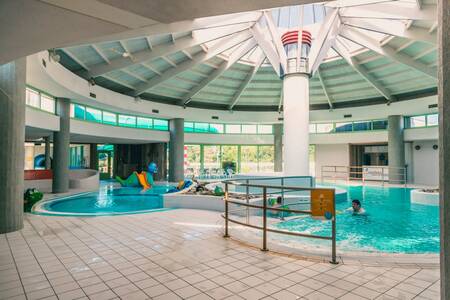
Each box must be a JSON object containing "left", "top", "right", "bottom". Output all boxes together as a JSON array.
[
  {"left": 415, "top": 145, "right": 421, "bottom": 150},
  {"left": 48, "top": 49, "right": 60, "bottom": 63},
  {"left": 433, "top": 144, "right": 438, "bottom": 150}
]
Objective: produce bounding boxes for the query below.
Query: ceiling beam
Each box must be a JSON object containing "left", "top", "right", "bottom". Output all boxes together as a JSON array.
[
  {"left": 339, "top": 26, "right": 437, "bottom": 79},
  {"left": 60, "top": 49, "right": 90, "bottom": 71},
  {"left": 91, "top": 45, "right": 110, "bottom": 64},
  {"left": 317, "top": 68, "right": 334, "bottom": 109},
  {"left": 180, "top": 39, "right": 258, "bottom": 106},
  {"left": 333, "top": 38, "right": 393, "bottom": 102},
  {"left": 263, "top": 11, "right": 287, "bottom": 74},
  {"left": 87, "top": 23, "right": 250, "bottom": 77},
  {"left": 338, "top": 3, "right": 436, "bottom": 21},
  {"left": 132, "top": 30, "right": 253, "bottom": 96},
  {"left": 250, "top": 23, "right": 282, "bottom": 77},
  {"left": 101, "top": 75, "right": 135, "bottom": 90},
  {"left": 341, "top": 18, "right": 436, "bottom": 45},
  {"left": 228, "top": 54, "right": 265, "bottom": 110},
  {"left": 309, "top": 9, "right": 340, "bottom": 75}
]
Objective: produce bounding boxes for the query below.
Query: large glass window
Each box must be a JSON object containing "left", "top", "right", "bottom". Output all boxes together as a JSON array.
[
  {"left": 86, "top": 107, "right": 102, "bottom": 123},
  {"left": 241, "top": 146, "right": 258, "bottom": 173},
  {"left": 102, "top": 111, "right": 117, "bottom": 125},
  {"left": 153, "top": 119, "right": 169, "bottom": 130},
  {"left": 40, "top": 94, "right": 55, "bottom": 113},
  {"left": 257, "top": 125, "right": 273, "bottom": 134},
  {"left": 203, "top": 146, "right": 221, "bottom": 175},
  {"left": 258, "top": 146, "right": 274, "bottom": 172},
  {"left": 185, "top": 145, "right": 201, "bottom": 177},
  {"left": 242, "top": 124, "right": 257, "bottom": 134},
  {"left": 353, "top": 121, "right": 371, "bottom": 131},
  {"left": 184, "top": 122, "right": 194, "bottom": 132},
  {"left": 226, "top": 124, "right": 241, "bottom": 134},
  {"left": 409, "top": 115, "right": 426, "bottom": 128},
  {"left": 118, "top": 115, "right": 136, "bottom": 127},
  {"left": 372, "top": 120, "right": 388, "bottom": 130},
  {"left": 26, "top": 88, "right": 40, "bottom": 108},
  {"left": 221, "top": 146, "right": 238, "bottom": 173},
  {"left": 209, "top": 123, "right": 224, "bottom": 134},
  {"left": 194, "top": 122, "right": 209, "bottom": 133},
  {"left": 137, "top": 117, "right": 152, "bottom": 129},
  {"left": 316, "top": 123, "right": 334, "bottom": 133},
  {"left": 335, "top": 122, "right": 352, "bottom": 132},
  {"left": 71, "top": 104, "right": 86, "bottom": 120},
  {"left": 309, "top": 124, "right": 316, "bottom": 133},
  {"left": 427, "top": 114, "right": 438, "bottom": 126}
]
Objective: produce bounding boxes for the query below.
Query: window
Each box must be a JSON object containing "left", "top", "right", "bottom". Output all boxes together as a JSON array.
[
  {"left": 258, "top": 125, "right": 273, "bottom": 134},
  {"left": 241, "top": 146, "right": 258, "bottom": 173},
  {"left": 184, "top": 122, "right": 194, "bottom": 132},
  {"left": 185, "top": 145, "right": 201, "bottom": 177},
  {"left": 86, "top": 107, "right": 102, "bottom": 123},
  {"left": 226, "top": 124, "right": 241, "bottom": 134},
  {"left": 409, "top": 115, "right": 426, "bottom": 128},
  {"left": 372, "top": 120, "right": 388, "bottom": 130},
  {"left": 194, "top": 122, "right": 209, "bottom": 133},
  {"left": 427, "top": 114, "right": 438, "bottom": 126},
  {"left": 221, "top": 146, "right": 238, "bottom": 172},
  {"left": 137, "top": 117, "right": 152, "bottom": 129},
  {"left": 242, "top": 124, "right": 257, "bottom": 134},
  {"left": 209, "top": 123, "right": 224, "bottom": 134},
  {"left": 102, "top": 111, "right": 117, "bottom": 125},
  {"left": 258, "top": 145, "right": 274, "bottom": 172},
  {"left": 26, "top": 88, "right": 40, "bottom": 108},
  {"left": 309, "top": 124, "right": 316, "bottom": 133},
  {"left": 72, "top": 104, "right": 86, "bottom": 120},
  {"left": 335, "top": 122, "right": 353, "bottom": 132},
  {"left": 353, "top": 121, "right": 371, "bottom": 131},
  {"left": 153, "top": 119, "right": 168, "bottom": 130},
  {"left": 118, "top": 115, "right": 136, "bottom": 127},
  {"left": 40, "top": 94, "right": 55, "bottom": 113},
  {"left": 316, "top": 123, "right": 334, "bottom": 133},
  {"left": 203, "top": 146, "right": 221, "bottom": 172}
]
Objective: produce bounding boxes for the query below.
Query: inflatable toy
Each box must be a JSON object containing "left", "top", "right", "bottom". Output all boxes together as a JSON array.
[{"left": 115, "top": 162, "right": 157, "bottom": 188}]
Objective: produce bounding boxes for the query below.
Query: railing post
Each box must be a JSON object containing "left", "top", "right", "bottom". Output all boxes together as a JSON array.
[
  {"left": 224, "top": 182, "right": 230, "bottom": 238},
  {"left": 261, "top": 187, "right": 268, "bottom": 252},
  {"left": 246, "top": 179, "right": 249, "bottom": 224},
  {"left": 382, "top": 167, "right": 385, "bottom": 186},
  {"left": 281, "top": 177, "right": 285, "bottom": 220},
  {"left": 331, "top": 192, "right": 338, "bottom": 264}
]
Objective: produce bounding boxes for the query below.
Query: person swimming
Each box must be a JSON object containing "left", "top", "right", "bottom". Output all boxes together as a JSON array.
[{"left": 347, "top": 199, "right": 366, "bottom": 215}]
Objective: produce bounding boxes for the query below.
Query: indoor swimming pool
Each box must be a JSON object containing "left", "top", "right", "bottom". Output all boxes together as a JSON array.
[
  {"left": 32, "top": 184, "right": 174, "bottom": 216},
  {"left": 276, "top": 185, "right": 440, "bottom": 254}
]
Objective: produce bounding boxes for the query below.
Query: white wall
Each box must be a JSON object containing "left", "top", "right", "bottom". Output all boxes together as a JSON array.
[
  {"left": 411, "top": 140, "right": 439, "bottom": 186},
  {"left": 314, "top": 144, "right": 350, "bottom": 178}
]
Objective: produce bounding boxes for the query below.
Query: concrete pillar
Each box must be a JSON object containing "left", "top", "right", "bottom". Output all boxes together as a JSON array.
[
  {"left": 438, "top": 0, "right": 450, "bottom": 297},
  {"left": 169, "top": 118, "right": 184, "bottom": 182},
  {"left": 52, "top": 98, "right": 70, "bottom": 193},
  {"left": 44, "top": 136, "right": 51, "bottom": 170},
  {"left": 283, "top": 73, "right": 310, "bottom": 176},
  {"left": 0, "top": 58, "right": 26, "bottom": 233},
  {"left": 387, "top": 115, "right": 405, "bottom": 183},
  {"left": 89, "top": 143, "right": 98, "bottom": 170},
  {"left": 273, "top": 123, "right": 283, "bottom": 172}
]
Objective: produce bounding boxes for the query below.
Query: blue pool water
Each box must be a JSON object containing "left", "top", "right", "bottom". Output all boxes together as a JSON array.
[
  {"left": 276, "top": 185, "right": 440, "bottom": 254},
  {"left": 34, "top": 184, "right": 174, "bottom": 216}
]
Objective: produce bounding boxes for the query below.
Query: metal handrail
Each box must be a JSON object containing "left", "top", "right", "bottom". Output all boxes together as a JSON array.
[
  {"left": 320, "top": 165, "right": 407, "bottom": 186},
  {"left": 222, "top": 178, "right": 337, "bottom": 264}
]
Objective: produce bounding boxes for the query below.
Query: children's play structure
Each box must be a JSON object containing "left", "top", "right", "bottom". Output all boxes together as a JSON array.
[{"left": 115, "top": 162, "right": 158, "bottom": 188}]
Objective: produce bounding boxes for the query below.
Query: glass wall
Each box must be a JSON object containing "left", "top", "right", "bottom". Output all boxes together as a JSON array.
[
  {"left": 405, "top": 113, "right": 438, "bottom": 128},
  {"left": 185, "top": 144, "right": 275, "bottom": 177},
  {"left": 312, "top": 119, "right": 389, "bottom": 134},
  {"left": 26, "top": 87, "right": 56, "bottom": 113},
  {"left": 184, "top": 122, "right": 273, "bottom": 135}
]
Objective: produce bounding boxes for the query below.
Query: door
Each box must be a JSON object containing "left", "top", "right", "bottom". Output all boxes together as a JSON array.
[{"left": 98, "top": 150, "right": 113, "bottom": 180}]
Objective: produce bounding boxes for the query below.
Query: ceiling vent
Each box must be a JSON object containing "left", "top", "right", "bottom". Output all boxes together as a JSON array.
[
  {"left": 429, "top": 104, "right": 438, "bottom": 109},
  {"left": 278, "top": 117, "right": 284, "bottom": 121},
  {"left": 89, "top": 92, "right": 96, "bottom": 98},
  {"left": 152, "top": 109, "right": 159, "bottom": 114},
  {"left": 42, "top": 59, "right": 46, "bottom": 67},
  {"left": 211, "top": 116, "right": 219, "bottom": 120},
  {"left": 344, "top": 114, "right": 352, "bottom": 118}
]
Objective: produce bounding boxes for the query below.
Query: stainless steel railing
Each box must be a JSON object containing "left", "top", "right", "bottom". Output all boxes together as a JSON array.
[
  {"left": 320, "top": 165, "right": 407, "bottom": 186},
  {"left": 222, "top": 177, "right": 337, "bottom": 264}
]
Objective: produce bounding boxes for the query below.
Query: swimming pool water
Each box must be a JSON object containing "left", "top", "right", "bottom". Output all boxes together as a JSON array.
[
  {"left": 276, "top": 185, "right": 440, "bottom": 254},
  {"left": 34, "top": 184, "right": 174, "bottom": 216}
]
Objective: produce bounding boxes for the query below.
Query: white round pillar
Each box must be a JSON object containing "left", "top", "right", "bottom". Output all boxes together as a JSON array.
[{"left": 282, "top": 72, "right": 310, "bottom": 176}]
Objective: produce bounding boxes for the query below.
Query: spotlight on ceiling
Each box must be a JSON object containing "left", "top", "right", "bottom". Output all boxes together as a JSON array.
[
  {"left": 49, "top": 49, "right": 60, "bottom": 63},
  {"left": 88, "top": 78, "right": 96, "bottom": 86},
  {"left": 122, "top": 52, "right": 131, "bottom": 58}
]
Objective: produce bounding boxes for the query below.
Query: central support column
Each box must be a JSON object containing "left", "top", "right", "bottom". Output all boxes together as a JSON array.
[
  {"left": 44, "top": 136, "right": 51, "bottom": 170},
  {"left": 52, "top": 98, "right": 70, "bottom": 193},
  {"left": 283, "top": 73, "right": 310, "bottom": 176},
  {"left": 273, "top": 124, "right": 283, "bottom": 172},
  {"left": 169, "top": 118, "right": 184, "bottom": 182},
  {"left": 0, "top": 58, "right": 26, "bottom": 234},
  {"left": 89, "top": 143, "right": 98, "bottom": 171},
  {"left": 387, "top": 115, "right": 405, "bottom": 183}
]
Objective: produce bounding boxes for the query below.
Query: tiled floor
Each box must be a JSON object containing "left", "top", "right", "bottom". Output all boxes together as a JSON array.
[{"left": 0, "top": 209, "right": 440, "bottom": 300}]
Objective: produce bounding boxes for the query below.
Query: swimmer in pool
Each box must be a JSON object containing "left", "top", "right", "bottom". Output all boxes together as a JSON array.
[{"left": 347, "top": 199, "right": 366, "bottom": 215}]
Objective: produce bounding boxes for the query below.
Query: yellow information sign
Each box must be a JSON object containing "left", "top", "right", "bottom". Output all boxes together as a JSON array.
[{"left": 311, "top": 189, "right": 335, "bottom": 220}]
